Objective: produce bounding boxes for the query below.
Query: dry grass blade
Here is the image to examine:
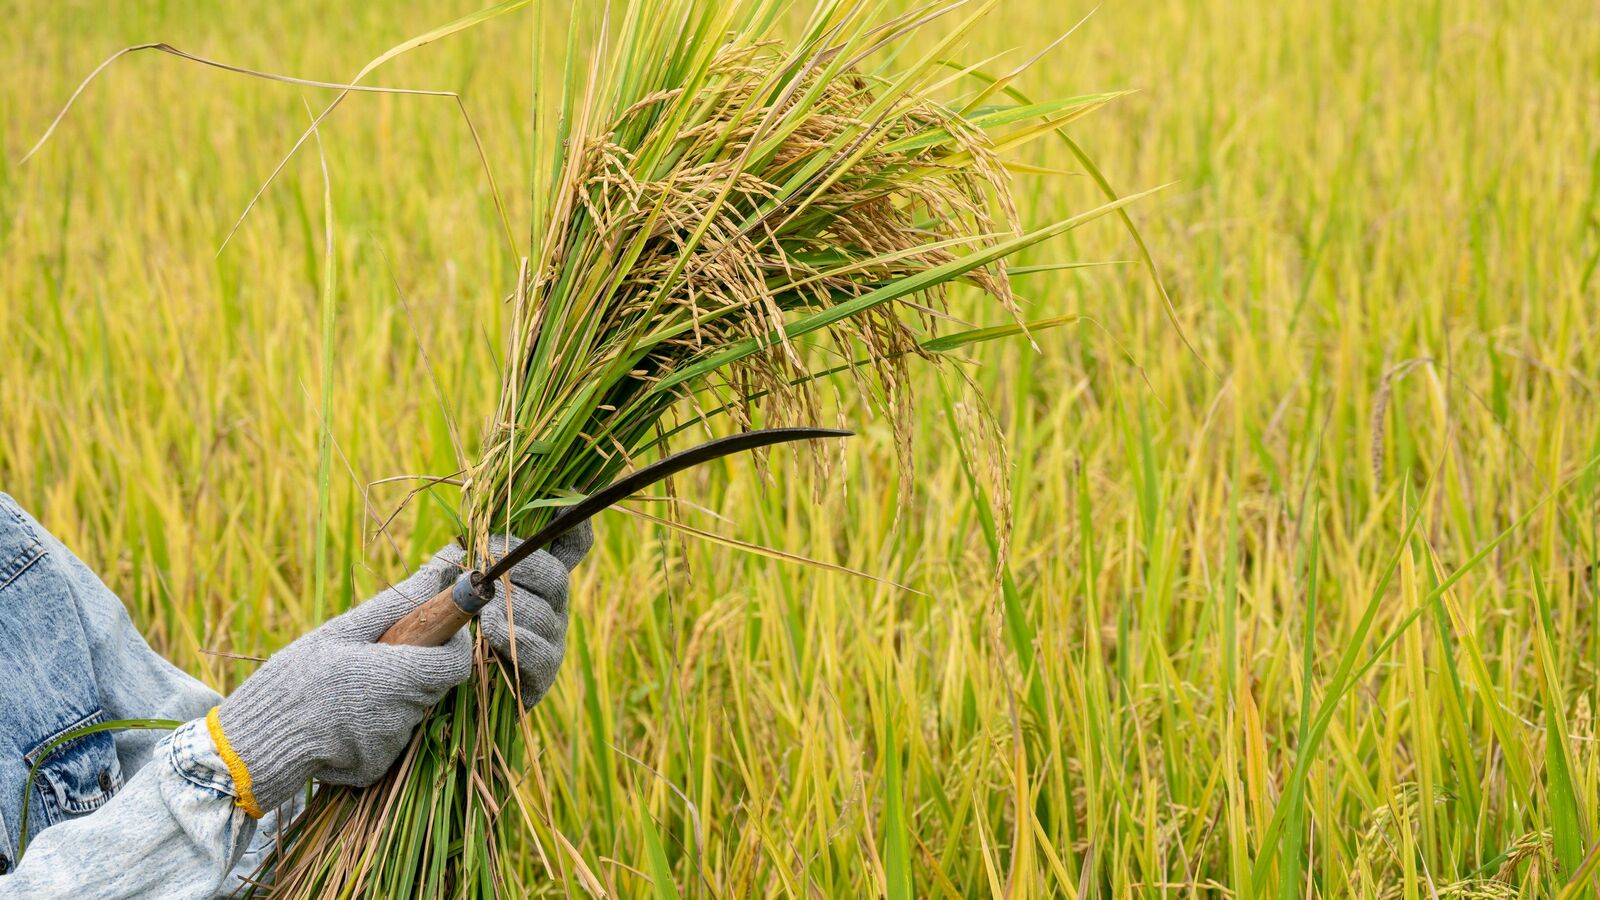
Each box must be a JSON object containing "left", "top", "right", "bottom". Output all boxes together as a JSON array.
[{"left": 20, "top": 40, "right": 519, "bottom": 259}]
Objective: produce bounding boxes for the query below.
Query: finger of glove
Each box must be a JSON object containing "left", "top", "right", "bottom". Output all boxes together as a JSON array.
[
  {"left": 481, "top": 542, "right": 572, "bottom": 615},
  {"left": 544, "top": 519, "right": 593, "bottom": 570},
  {"left": 432, "top": 543, "right": 467, "bottom": 570},
  {"left": 315, "top": 727, "right": 413, "bottom": 789},
  {"left": 487, "top": 621, "right": 566, "bottom": 706},
  {"left": 346, "top": 628, "right": 473, "bottom": 703},
  {"left": 477, "top": 587, "right": 567, "bottom": 660},
  {"left": 515, "top": 631, "right": 565, "bottom": 706},
  {"left": 315, "top": 636, "right": 467, "bottom": 787},
  {"left": 325, "top": 553, "right": 460, "bottom": 642}
]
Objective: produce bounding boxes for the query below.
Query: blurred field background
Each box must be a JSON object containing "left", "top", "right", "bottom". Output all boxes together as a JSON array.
[{"left": 3, "top": 1, "right": 1599, "bottom": 896}]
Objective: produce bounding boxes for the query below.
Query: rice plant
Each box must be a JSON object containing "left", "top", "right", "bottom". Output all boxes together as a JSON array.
[
  {"left": 10, "top": 0, "right": 1596, "bottom": 896},
  {"left": 250, "top": 1, "right": 1138, "bottom": 895}
]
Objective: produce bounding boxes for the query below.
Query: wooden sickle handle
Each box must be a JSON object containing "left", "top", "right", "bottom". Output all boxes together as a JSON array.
[{"left": 378, "top": 573, "right": 493, "bottom": 647}]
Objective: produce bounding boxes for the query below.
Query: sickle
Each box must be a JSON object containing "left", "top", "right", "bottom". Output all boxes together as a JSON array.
[{"left": 378, "top": 426, "right": 851, "bottom": 646}]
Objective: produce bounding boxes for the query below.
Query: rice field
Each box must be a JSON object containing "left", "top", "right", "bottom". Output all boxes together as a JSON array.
[{"left": 4, "top": 1, "right": 1599, "bottom": 896}]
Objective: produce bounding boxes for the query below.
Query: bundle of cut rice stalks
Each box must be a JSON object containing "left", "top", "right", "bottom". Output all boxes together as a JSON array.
[{"left": 251, "top": 0, "right": 1157, "bottom": 895}]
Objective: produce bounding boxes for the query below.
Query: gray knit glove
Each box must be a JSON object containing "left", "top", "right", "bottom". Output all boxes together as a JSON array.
[
  {"left": 437, "top": 522, "right": 592, "bottom": 708},
  {"left": 213, "top": 556, "right": 472, "bottom": 814}
]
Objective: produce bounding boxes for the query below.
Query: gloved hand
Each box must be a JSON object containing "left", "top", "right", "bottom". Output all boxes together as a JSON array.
[
  {"left": 209, "top": 557, "right": 472, "bottom": 816},
  {"left": 437, "top": 521, "right": 592, "bottom": 708}
]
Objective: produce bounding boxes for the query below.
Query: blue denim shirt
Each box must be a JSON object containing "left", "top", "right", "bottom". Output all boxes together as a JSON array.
[{"left": 0, "top": 493, "right": 290, "bottom": 897}]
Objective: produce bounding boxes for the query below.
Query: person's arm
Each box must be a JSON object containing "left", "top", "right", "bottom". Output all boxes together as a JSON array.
[
  {"left": 0, "top": 719, "right": 252, "bottom": 900},
  {"left": 5, "top": 500, "right": 292, "bottom": 895},
  {"left": 0, "top": 552, "right": 475, "bottom": 898},
  {"left": 0, "top": 529, "right": 586, "bottom": 897}
]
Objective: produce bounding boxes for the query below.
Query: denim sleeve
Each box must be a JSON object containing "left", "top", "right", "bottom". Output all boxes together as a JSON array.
[
  {"left": 17, "top": 508, "right": 220, "bottom": 775},
  {"left": 0, "top": 718, "right": 255, "bottom": 899}
]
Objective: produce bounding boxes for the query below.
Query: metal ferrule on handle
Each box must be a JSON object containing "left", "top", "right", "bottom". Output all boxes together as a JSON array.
[{"left": 452, "top": 572, "right": 494, "bottom": 614}]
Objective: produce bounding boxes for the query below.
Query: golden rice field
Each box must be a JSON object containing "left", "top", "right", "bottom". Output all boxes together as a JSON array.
[{"left": 4, "top": 1, "right": 1599, "bottom": 896}]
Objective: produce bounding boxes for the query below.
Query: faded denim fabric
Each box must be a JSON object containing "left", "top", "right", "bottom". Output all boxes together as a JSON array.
[
  {"left": 0, "top": 493, "right": 293, "bottom": 896},
  {"left": 0, "top": 721, "right": 252, "bottom": 899}
]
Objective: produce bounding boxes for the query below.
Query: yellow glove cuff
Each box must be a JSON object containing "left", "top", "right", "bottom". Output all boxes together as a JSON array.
[{"left": 205, "top": 706, "right": 264, "bottom": 819}]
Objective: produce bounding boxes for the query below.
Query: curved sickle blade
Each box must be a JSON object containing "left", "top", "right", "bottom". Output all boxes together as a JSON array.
[{"left": 475, "top": 426, "right": 851, "bottom": 585}]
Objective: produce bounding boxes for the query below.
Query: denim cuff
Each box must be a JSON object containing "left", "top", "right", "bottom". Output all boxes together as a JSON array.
[{"left": 163, "top": 718, "right": 237, "bottom": 801}]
